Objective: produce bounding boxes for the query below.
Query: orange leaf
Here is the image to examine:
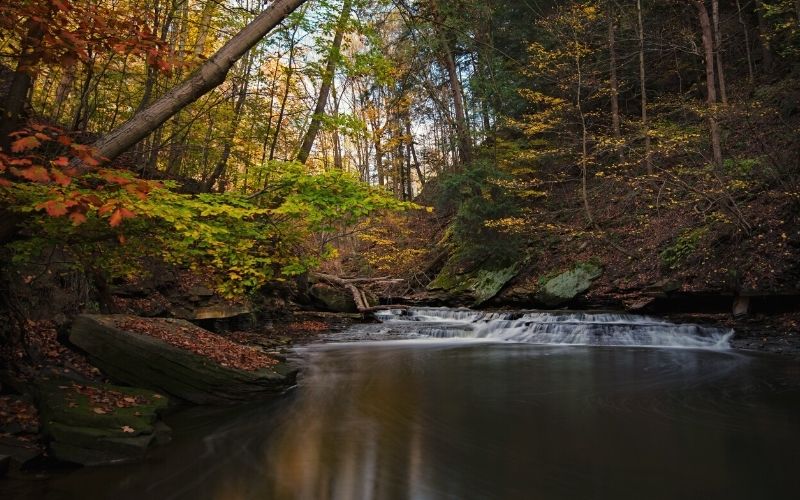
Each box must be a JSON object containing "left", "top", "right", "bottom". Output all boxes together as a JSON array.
[
  {"left": 38, "top": 200, "right": 68, "bottom": 217},
  {"left": 52, "top": 156, "right": 70, "bottom": 167},
  {"left": 10, "top": 136, "right": 41, "bottom": 153},
  {"left": 98, "top": 202, "right": 117, "bottom": 216},
  {"left": 109, "top": 208, "right": 124, "bottom": 227},
  {"left": 11, "top": 166, "right": 50, "bottom": 183},
  {"left": 69, "top": 212, "right": 87, "bottom": 225},
  {"left": 50, "top": 168, "right": 71, "bottom": 186}
]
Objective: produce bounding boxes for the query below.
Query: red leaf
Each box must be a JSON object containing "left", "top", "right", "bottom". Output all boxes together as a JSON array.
[
  {"left": 11, "top": 136, "right": 41, "bottom": 153},
  {"left": 52, "top": 156, "right": 70, "bottom": 167}
]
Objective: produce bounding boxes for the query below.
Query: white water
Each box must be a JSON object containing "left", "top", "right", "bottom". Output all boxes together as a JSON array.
[{"left": 373, "top": 307, "right": 733, "bottom": 349}]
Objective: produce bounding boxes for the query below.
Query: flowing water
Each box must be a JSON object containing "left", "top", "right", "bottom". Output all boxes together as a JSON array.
[{"left": 4, "top": 308, "right": 800, "bottom": 500}]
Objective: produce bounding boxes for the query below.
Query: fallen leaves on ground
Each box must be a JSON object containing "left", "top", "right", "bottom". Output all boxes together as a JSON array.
[
  {"left": 0, "top": 396, "right": 40, "bottom": 436},
  {"left": 62, "top": 382, "right": 155, "bottom": 416},
  {"left": 0, "top": 320, "right": 102, "bottom": 382},
  {"left": 114, "top": 317, "right": 277, "bottom": 371}
]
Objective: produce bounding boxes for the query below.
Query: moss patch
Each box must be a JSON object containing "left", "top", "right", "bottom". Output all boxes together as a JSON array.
[
  {"left": 536, "top": 262, "right": 603, "bottom": 307},
  {"left": 35, "top": 378, "right": 170, "bottom": 465},
  {"left": 428, "top": 258, "right": 519, "bottom": 306}
]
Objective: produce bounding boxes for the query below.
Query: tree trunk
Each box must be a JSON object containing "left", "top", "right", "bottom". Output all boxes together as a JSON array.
[
  {"left": 269, "top": 27, "right": 300, "bottom": 165},
  {"left": 754, "top": 0, "right": 774, "bottom": 74},
  {"left": 332, "top": 79, "right": 344, "bottom": 170},
  {"left": 53, "top": 60, "right": 77, "bottom": 122},
  {"left": 636, "top": 0, "right": 652, "bottom": 174},
  {"left": 204, "top": 52, "right": 254, "bottom": 192},
  {"left": 295, "top": 0, "right": 352, "bottom": 164},
  {"left": 694, "top": 0, "right": 723, "bottom": 168},
  {"left": 407, "top": 118, "right": 425, "bottom": 187},
  {"left": 90, "top": 0, "right": 308, "bottom": 164},
  {"left": 0, "top": 11, "right": 50, "bottom": 150},
  {"left": 711, "top": 0, "right": 728, "bottom": 105},
  {"left": 440, "top": 36, "right": 472, "bottom": 167},
  {"left": 608, "top": 7, "right": 621, "bottom": 140},
  {"left": 194, "top": 0, "right": 218, "bottom": 57},
  {"left": 735, "top": 0, "right": 755, "bottom": 85}
]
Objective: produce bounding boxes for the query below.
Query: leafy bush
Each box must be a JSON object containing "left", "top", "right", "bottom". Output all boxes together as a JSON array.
[
  {"left": 5, "top": 162, "right": 416, "bottom": 297},
  {"left": 660, "top": 227, "right": 708, "bottom": 270}
]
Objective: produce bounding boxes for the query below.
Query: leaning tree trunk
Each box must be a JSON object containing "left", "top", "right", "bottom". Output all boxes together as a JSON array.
[
  {"left": 295, "top": 0, "right": 352, "bottom": 165},
  {"left": 90, "top": 0, "right": 308, "bottom": 164}
]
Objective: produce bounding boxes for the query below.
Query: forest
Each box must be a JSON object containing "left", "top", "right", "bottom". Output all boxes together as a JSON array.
[{"left": 0, "top": 0, "right": 799, "bottom": 492}]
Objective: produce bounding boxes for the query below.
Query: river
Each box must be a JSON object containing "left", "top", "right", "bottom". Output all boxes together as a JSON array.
[{"left": 4, "top": 308, "right": 800, "bottom": 499}]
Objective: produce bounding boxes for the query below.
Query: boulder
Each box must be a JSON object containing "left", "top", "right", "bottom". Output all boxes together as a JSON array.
[
  {"left": 69, "top": 315, "right": 298, "bottom": 405},
  {"left": 309, "top": 283, "right": 378, "bottom": 313},
  {"left": 536, "top": 262, "right": 603, "bottom": 307},
  {"left": 169, "top": 302, "right": 253, "bottom": 321},
  {"left": 34, "top": 378, "right": 170, "bottom": 466},
  {"left": 428, "top": 259, "right": 519, "bottom": 306}
]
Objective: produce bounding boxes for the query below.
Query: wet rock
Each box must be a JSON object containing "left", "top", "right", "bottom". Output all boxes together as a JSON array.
[
  {"left": 310, "top": 283, "right": 356, "bottom": 313},
  {"left": 733, "top": 296, "right": 750, "bottom": 317},
  {"left": 0, "top": 436, "right": 43, "bottom": 470},
  {"left": 0, "top": 454, "right": 9, "bottom": 476},
  {"left": 187, "top": 286, "right": 214, "bottom": 298},
  {"left": 189, "top": 304, "right": 252, "bottom": 320},
  {"left": 34, "top": 378, "right": 170, "bottom": 466},
  {"left": 69, "top": 315, "right": 297, "bottom": 405},
  {"left": 536, "top": 262, "right": 603, "bottom": 307}
]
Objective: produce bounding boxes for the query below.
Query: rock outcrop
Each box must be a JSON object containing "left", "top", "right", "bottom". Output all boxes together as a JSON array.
[
  {"left": 69, "top": 315, "right": 298, "bottom": 405},
  {"left": 427, "top": 259, "right": 519, "bottom": 306}
]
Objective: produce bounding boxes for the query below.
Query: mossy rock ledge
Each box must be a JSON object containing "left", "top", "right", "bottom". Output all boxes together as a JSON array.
[
  {"left": 34, "top": 378, "right": 171, "bottom": 466},
  {"left": 69, "top": 315, "right": 298, "bottom": 405},
  {"left": 535, "top": 262, "right": 603, "bottom": 307},
  {"left": 428, "top": 259, "right": 519, "bottom": 307}
]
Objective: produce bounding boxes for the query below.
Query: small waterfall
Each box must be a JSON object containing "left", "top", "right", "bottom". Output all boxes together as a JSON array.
[{"left": 374, "top": 307, "right": 733, "bottom": 349}]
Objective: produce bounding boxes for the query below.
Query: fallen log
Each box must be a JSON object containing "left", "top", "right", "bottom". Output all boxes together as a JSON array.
[{"left": 311, "top": 272, "right": 409, "bottom": 315}]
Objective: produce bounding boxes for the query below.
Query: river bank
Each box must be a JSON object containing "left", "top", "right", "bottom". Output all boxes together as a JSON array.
[{"left": 1, "top": 304, "right": 797, "bottom": 480}]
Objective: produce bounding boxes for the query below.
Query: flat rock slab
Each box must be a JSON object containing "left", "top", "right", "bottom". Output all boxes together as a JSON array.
[
  {"left": 69, "top": 315, "right": 297, "bottom": 405},
  {"left": 34, "top": 378, "right": 170, "bottom": 466}
]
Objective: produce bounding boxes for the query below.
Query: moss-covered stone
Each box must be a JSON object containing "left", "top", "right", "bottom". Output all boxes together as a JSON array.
[
  {"left": 428, "top": 258, "right": 519, "bottom": 306},
  {"left": 535, "top": 262, "right": 603, "bottom": 307},
  {"left": 69, "top": 315, "right": 298, "bottom": 405},
  {"left": 35, "top": 378, "right": 170, "bottom": 466}
]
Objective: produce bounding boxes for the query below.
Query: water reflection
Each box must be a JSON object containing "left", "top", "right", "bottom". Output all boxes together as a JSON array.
[{"left": 4, "top": 343, "right": 800, "bottom": 500}]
